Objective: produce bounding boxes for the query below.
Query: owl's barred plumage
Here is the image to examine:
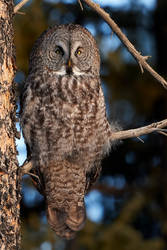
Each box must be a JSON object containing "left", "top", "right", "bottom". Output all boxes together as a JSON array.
[{"left": 21, "top": 24, "right": 117, "bottom": 239}]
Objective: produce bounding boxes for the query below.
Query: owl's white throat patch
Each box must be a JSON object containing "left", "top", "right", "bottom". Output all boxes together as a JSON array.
[
  {"left": 56, "top": 66, "right": 87, "bottom": 76},
  {"left": 72, "top": 66, "right": 86, "bottom": 76},
  {"left": 55, "top": 67, "right": 67, "bottom": 76}
]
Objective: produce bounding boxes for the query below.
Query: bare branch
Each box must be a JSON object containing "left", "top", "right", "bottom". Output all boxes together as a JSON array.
[
  {"left": 14, "top": 0, "right": 30, "bottom": 14},
  {"left": 111, "top": 119, "right": 167, "bottom": 141},
  {"left": 82, "top": 0, "right": 167, "bottom": 89}
]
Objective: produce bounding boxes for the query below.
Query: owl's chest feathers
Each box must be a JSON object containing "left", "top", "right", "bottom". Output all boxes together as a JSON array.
[
  {"left": 40, "top": 74, "right": 102, "bottom": 127},
  {"left": 29, "top": 74, "right": 110, "bottom": 158}
]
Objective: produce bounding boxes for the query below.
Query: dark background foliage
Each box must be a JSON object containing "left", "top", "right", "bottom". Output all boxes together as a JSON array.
[{"left": 14, "top": 0, "right": 167, "bottom": 249}]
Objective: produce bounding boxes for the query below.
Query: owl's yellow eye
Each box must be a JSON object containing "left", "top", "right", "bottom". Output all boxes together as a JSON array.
[
  {"left": 55, "top": 48, "right": 60, "bottom": 54},
  {"left": 76, "top": 47, "right": 83, "bottom": 56},
  {"left": 77, "top": 50, "right": 81, "bottom": 55},
  {"left": 55, "top": 46, "right": 64, "bottom": 55}
]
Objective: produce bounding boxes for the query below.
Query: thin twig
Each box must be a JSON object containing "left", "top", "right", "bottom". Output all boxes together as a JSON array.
[
  {"left": 14, "top": 0, "right": 30, "bottom": 14},
  {"left": 137, "top": 137, "right": 144, "bottom": 143},
  {"left": 21, "top": 161, "right": 32, "bottom": 174},
  {"left": 111, "top": 30, "right": 114, "bottom": 40},
  {"left": 157, "top": 131, "right": 167, "bottom": 136},
  {"left": 78, "top": 0, "right": 84, "bottom": 11},
  {"left": 139, "top": 62, "right": 144, "bottom": 74},
  {"left": 83, "top": 0, "right": 167, "bottom": 89},
  {"left": 111, "top": 119, "right": 167, "bottom": 141},
  {"left": 17, "top": 11, "right": 26, "bottom": 15}
]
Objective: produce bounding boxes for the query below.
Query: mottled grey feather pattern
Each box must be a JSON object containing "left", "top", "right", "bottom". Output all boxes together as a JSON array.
[{"left": 21, "top": 24, "right": 116, "bottom": 239}]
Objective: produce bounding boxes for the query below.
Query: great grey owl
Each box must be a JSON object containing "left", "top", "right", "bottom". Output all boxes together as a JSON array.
[{"left": 20, "top": 24, "right": 117, "bottom": 239}]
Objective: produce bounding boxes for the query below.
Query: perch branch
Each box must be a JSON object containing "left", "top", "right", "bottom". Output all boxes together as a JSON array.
[
  {"left": 82, "top": 0, "right": 167, "bottom": 89},
  {"left": 111, "top": 119, "right": 167, "bottom": 141},
  {"left": 20, "top": 119, "right": 167, "bottom": 176},
  {"left": 14, "top": 0, "right": 30, "bottom": 13}
]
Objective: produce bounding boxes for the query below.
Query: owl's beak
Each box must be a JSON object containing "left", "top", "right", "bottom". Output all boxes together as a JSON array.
[
  {"left": 68, "top": 59, "right": 72, "bottom": 68},
  {"left": 66, "top": 59, "right": 73, "bottom": 75}
]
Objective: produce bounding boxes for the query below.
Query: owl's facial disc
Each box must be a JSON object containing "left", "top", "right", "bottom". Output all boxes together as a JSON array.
[
  {"left": 55, "top": 39, "right": 93, "bottom": 76},
  {"left": 29, "top": 25, "right": 100, "bottom": 77}
]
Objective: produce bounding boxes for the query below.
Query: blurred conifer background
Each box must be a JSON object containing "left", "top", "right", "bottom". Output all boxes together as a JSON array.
[{"left": 14, "top": 0, "right": 167, "bottom": 249}]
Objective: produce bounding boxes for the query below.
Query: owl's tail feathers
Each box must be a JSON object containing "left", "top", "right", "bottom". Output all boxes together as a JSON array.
[
  {"left": 47, "top": 204, "right": 86, "bottom": 239},
  {"left": 66, "top": 204, "right": 86, "bottom": 231}
]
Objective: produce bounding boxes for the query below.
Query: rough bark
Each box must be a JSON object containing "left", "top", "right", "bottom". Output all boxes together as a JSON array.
[{"left": 0, "top": 0, "right": 21, "bottom": 249}]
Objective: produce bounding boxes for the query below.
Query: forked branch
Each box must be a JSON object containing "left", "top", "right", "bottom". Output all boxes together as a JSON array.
[{"left": 82, "top": 0, "right": 167, "bottom": 89}]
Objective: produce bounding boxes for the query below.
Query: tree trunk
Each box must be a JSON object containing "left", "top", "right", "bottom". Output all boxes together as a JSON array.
[{"left": 0, "top": 0, "right": 21, "bottom": 249}]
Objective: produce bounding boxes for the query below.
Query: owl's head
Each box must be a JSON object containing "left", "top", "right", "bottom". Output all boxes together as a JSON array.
[{"left": 29, "top": 24, "right": 100, "bottom": 76}]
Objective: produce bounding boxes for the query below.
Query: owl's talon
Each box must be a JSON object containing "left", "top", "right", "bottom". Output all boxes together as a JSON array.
[
  {"left": 21, "top": 160, "right": 33, "bottom": 175},
  {"left": 27, "top": 172, "right": 41, "bottom": 183},
  {"left": 20, "top": 160, "right": 41, "bottom": 185}
]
